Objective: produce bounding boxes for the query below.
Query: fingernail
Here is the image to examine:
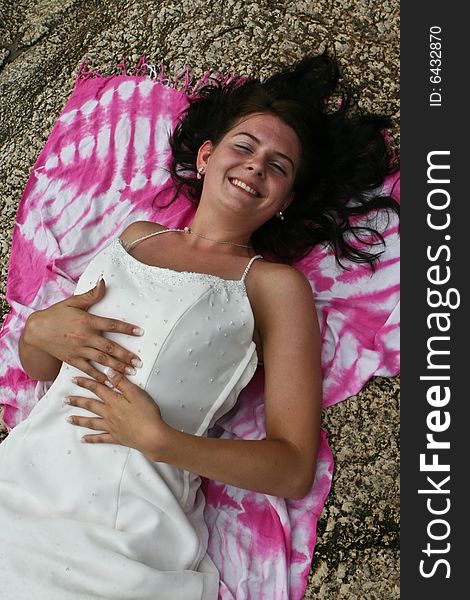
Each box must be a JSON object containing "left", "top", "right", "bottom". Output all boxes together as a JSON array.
[
  {"left": 66, "top": 416, "right": 73, "bottom": 423},
  {"left": 95, "top": 274, "right": 104, "bottom": 286},
  {"left": 105, "top": 367, "right": 117, "bottom": 379},
  {"left": 80, "top": 437, "right": 87, "bottom": 443},
  {"left": 125, "top": 366, "right": 137, "bottom": 376},
  {"left": 133, "top": 327, "right": 144, "bottom": 336},
  {"left": 63, "top": 397, "right": 71, "bottom": 405},
  {"left": 71, "top": 377, "right": 78, "bottom": 384},
  {"left": 131, "top": 358, "right": 143, "bottom": 368},
  {"left": 104, "top": 380, "right": 114, "bottom": 389}
]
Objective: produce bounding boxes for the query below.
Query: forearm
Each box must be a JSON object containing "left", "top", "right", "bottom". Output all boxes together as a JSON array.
[
  {"left": 155, "top": 427, "right": 316, "bottom": 500},
  {"left": 19, "top": 312, "right": 62, "bottom": 381}
]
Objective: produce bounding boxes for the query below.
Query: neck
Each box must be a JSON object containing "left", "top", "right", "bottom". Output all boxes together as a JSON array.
[{"left": 188, "top": 215, "right": 253, "bottom": 250}]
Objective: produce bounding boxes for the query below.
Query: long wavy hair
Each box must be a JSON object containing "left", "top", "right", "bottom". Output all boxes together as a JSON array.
[{"left": 165, "top": 52, "right": 399, "bottom": 268}]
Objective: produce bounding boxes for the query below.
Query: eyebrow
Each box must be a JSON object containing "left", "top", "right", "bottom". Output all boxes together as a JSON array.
[{"left": 233, "top": 132, "right": 296, "bottom": 170}]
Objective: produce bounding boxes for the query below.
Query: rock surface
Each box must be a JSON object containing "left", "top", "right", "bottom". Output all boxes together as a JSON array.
[{"left": 0, "top": 1, "right": 399, "bottom": 597}]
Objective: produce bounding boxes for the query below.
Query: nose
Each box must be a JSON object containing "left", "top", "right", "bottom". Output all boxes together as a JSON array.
[{"left": 246, "top": 161, "right": 265, "bottom": 178}]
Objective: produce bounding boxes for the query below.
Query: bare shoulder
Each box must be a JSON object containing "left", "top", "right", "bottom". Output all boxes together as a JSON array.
[
  {"left": 248, "top": 260, "right": 313, "bottom": 297},
  {"left": 247, "top": 260, "right": 315, "bottom": 325},
  {"left": 119, "top": 221, "right": 166, "bottom": 244}
]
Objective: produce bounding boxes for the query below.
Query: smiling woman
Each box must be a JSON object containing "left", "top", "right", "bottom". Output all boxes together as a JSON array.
[
  {"left": 0, "top": 52, "right": 398, "bottom": 600},
  {"left": 191, "top": 113, "right": 301, "bottom": 238},
  {"left": 170, "top": 53, "right": 399, "bottom": 266}
]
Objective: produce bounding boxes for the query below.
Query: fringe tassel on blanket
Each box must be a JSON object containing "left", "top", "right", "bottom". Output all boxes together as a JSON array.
[{"left": 76, "top": 55, "right": 248, "bottom": 98}]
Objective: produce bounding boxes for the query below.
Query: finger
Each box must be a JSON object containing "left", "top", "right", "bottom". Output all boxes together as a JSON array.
[
  {"left": 105, "top": 370, "right": 136, "bottom": 395},
  {"left": 70, "top": 278, "right": 106, "bottom": 309},
  {"left": 72, "top": 376, "right": 115, "bottom": 399},
  {"left": 85, "top": 337, "right": 143, "bottom": 374},
  {"left": 65, "top": 395, "right": 105, "bottom": 417},
  {"left": 88, "top": 314, "right": 145, "bottom": 338},
  {"left": 66, "top": 414, "right": 107, "bottom": 432},
  {"left": 72, "top": 358, "right": 110, "bottom": 385},
  {"left": 81, "top": 432, "right": 114, "bottom": 444}
]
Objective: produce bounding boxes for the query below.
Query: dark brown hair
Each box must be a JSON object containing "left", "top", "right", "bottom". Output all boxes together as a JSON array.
[{"left": 166, "top": 53, "right": 399, "bottom": 268}]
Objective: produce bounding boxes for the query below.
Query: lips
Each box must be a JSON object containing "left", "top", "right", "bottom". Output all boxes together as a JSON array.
[{"left": 228, "top": 177, "right": 260, "bottom": 197}]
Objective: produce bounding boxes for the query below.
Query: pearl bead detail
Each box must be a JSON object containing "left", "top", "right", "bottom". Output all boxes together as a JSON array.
[
  {"left": 99, "top": 237, "right": 259, "bottom": 442},
  {"left": 114, "top": 239, "right": 248, "bottom": 295}
]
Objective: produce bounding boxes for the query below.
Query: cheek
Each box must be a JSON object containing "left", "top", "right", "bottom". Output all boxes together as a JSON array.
[
  {"left": 273, "top": 180, "right": 293, "bottom": 200},
  {"left": 209, "top": 154, "right": 232, "bottom": 178}
]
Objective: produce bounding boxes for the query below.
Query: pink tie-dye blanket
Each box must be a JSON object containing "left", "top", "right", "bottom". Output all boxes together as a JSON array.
[{"left": 0, "top": 59, "right": 399, "bottom": 599}]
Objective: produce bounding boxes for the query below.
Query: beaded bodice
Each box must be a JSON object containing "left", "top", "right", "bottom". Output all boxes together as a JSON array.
[
  {"left": 116, "top": 239, "right": 252, "bottom": 295},
  {"left": 70, "top": 235, "right": 261, "bottom": 437},
  {"left": 120, "top": 226, "right": 263, "bottom": 289}
]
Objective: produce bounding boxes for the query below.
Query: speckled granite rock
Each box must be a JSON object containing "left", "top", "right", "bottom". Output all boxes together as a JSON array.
[
  {"left": 307, "top": 376, "right": 400, "bottom": 597},
  {"left": 0, "top": 1, "right": 399, "bottom": 597}
]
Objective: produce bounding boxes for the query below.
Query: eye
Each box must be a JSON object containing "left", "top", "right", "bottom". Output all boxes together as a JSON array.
[
  {"left": 270, "top": 162, "right": 287, "bottom": 175},
  {"left": 235, "top": 143, "right": 252, "bottom": 153}
]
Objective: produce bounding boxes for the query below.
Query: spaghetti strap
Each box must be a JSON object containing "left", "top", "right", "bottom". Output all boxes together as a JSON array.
[
  {"left": 122, "top": 227, "right": 263, "bottom": 283},
  {"left": 241, "top": 255, "right": 263, "bottom": 283},
  {"left": 122, "top": 228, "right": 182, "bottom": 252}
]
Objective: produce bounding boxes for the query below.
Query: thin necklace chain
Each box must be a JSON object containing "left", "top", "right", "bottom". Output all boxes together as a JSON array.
[{"left": 180, "top": 226, "right": 252, "bottom": 249}]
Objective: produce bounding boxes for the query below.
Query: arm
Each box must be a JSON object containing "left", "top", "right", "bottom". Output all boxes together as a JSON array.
[
  {"left": 158, "top": 266, "right": 322, "bottom": 499},
  {"left": 19, "top": 311, "right": 63, "bottom": 380},
  {"left": 18, "top": 221, "right": 160, "bottom": 383},
  {"left": 67, "top": 265, "right": 322, "bottom": 500}
]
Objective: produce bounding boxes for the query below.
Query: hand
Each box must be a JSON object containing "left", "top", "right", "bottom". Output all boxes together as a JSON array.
[
  {"left": 65, "top": 370, "right": 167, "bottom": 460},
  {"left": 24, "top": 278, "right": 144, "bottom": 383}
]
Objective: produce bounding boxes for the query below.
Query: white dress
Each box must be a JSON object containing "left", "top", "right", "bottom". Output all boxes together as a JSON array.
[{"left": 0, "top": 231, "right": 261, "bottom": 600}]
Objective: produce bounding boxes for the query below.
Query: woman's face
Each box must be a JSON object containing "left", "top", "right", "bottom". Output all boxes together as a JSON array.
[{"left": 197, "top": 113, "right": 301, "bottom": 229}]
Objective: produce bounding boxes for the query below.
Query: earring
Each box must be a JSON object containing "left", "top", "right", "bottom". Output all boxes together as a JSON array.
[
  {"left": 196, "top": 166, "right": 205, "bottom": 180},
  {"left": 277, "top": 211, "right": 285, "bottom": 221}
]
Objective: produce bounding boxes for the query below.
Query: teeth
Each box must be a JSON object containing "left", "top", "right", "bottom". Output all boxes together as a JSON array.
[{"left": 230, "top": 178, "right": 258, "bottom": 196}]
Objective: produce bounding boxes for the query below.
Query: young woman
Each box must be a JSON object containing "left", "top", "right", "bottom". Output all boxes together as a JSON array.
[{"left": 0, "top": 54, "right": 398, "bottom": 599}]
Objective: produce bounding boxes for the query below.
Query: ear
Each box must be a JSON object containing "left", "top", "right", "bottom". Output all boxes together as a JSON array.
[{"left": 196, "top": 140, "right": 214, "bottom": 172}]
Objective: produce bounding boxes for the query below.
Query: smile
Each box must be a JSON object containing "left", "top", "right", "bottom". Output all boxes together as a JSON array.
[{"left": 229, "top": 178, "right": 260, "bottom": 197}]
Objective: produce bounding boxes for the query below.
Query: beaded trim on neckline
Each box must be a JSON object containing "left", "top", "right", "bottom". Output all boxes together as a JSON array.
[{"left": 112, "top": 239, "right": 249, "bottom": 294}]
